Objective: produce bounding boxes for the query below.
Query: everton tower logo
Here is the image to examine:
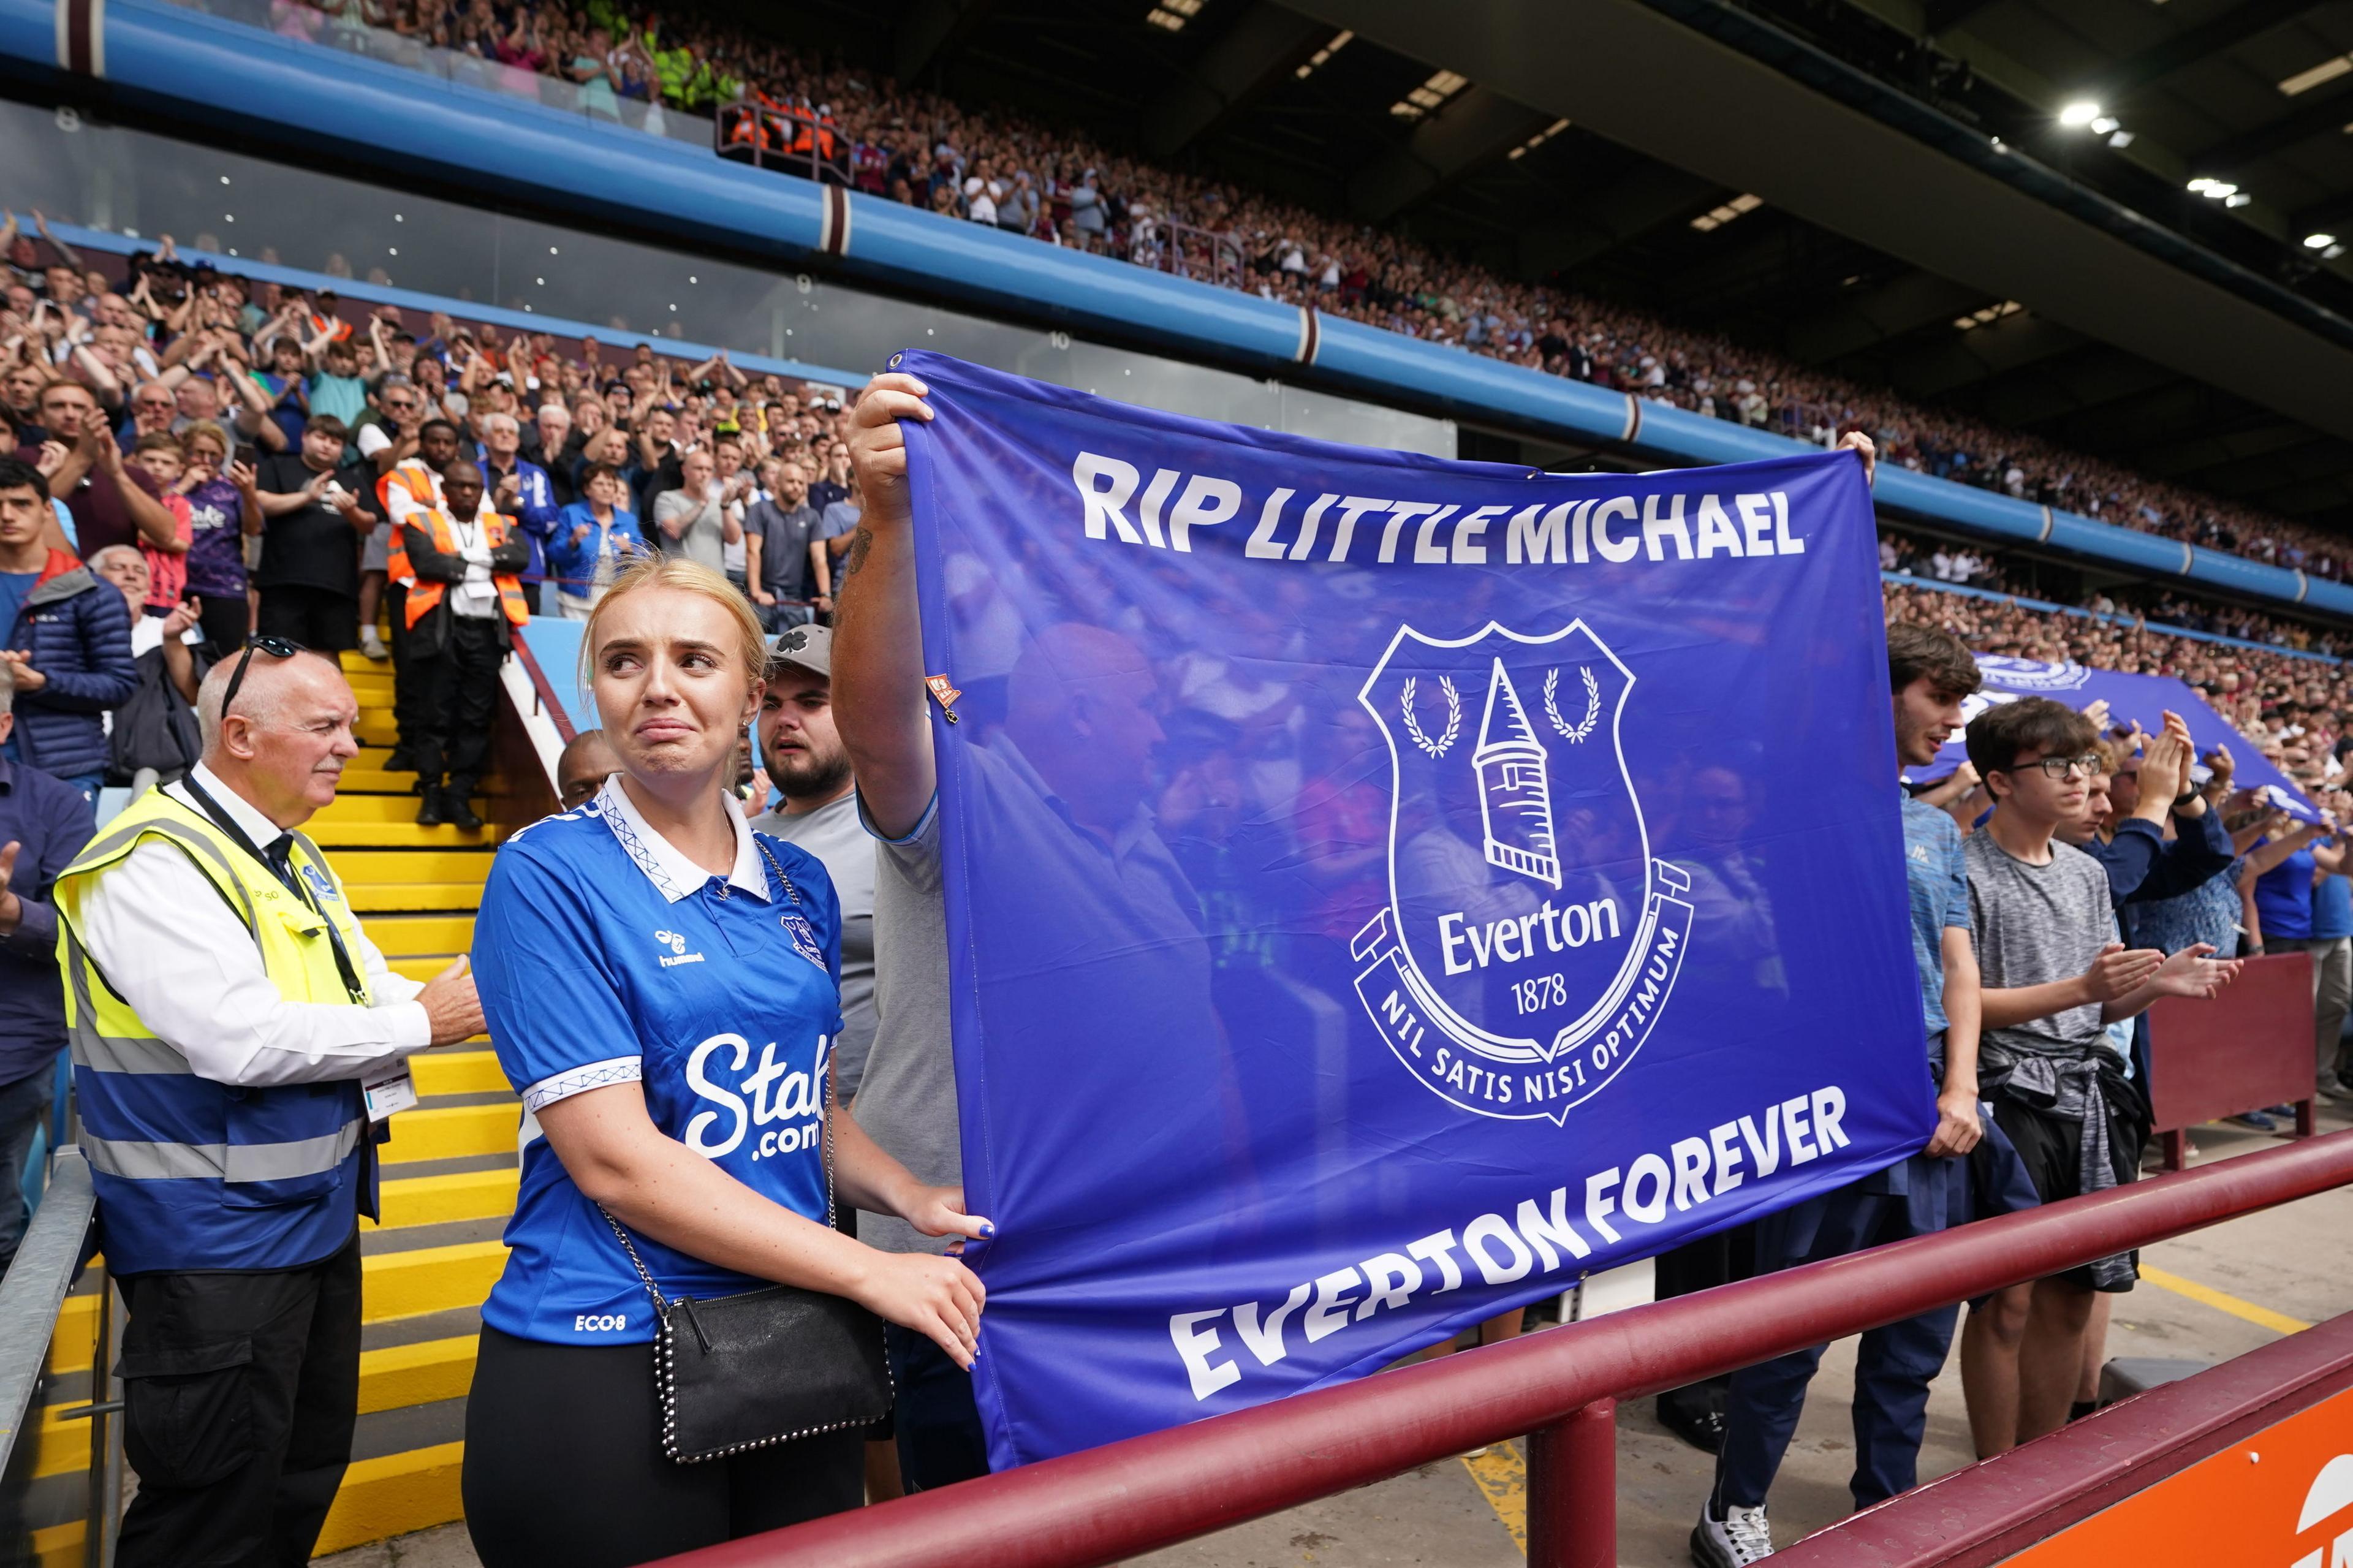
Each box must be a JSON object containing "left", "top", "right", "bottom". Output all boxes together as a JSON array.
[{"left": 1351, "top": 621, "right": 1696, "bottom": 1123}]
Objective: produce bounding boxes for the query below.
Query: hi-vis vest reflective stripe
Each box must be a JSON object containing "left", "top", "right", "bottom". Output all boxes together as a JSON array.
[
  {"left": 55, "top": 789, "right": 379, "bottom": 1275},
  {"left": 403, "top": 509, "right": 531, "bottom": 629},
  {"left": 380, "top": 461, "right": 439, "bottom": 587}
]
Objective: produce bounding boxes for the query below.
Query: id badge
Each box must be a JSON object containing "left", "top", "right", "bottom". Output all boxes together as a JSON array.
[{"left": 363, "top": 1059, "right": 418, "bottom": 1123}]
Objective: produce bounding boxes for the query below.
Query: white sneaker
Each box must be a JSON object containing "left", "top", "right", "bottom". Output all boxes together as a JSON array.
[
  {"left": 1691, "top": 1502, "right": 1773, "bottom": 1567},
  {"left": 359, "top": 630, "right": 389, "bottom": 662}
]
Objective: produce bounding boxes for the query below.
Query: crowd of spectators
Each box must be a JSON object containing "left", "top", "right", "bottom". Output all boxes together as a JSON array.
[
  {"left": 0, "top": 230, "right": 863, "bottom": 818},
  {"left": 10, "top": 203, "right": 2353, "bottom": 812},
  {"left": 241, "top": 0, "right": 2353, "bottom": 588}
]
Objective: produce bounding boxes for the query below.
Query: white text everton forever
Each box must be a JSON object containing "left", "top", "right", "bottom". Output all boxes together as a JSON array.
[
  {"left": 1169, "top": 1085, "right": 1853, "bottom": 1399},
  {"left": 1069, "top": 452, "right": 1810, "bottom": 564}
]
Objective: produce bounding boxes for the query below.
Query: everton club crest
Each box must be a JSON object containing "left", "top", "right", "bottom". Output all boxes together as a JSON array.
[{"left": 1352, "top": 620, "right": 1694, "bottom": 1123}]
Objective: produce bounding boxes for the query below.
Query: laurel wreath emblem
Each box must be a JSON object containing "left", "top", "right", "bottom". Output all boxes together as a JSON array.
[
  {"left": 1544, "top": 666, "right": 1601, "bottom": 742},
  {"left": 1400, "top": 675, "right": 1461, "bottom": 757}
]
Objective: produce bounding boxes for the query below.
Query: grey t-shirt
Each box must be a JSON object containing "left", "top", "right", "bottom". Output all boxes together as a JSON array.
[
  {"left": 653, "top": 486, "right": 726, "bottom": 574},
  {"left": 849, "top": 791, "right": 954, "bottom": 1255},
  {"left": 751, "top": 792, "right": 877, "bottom": 1099},
  {"left": 1964, "top": 831, "right": 2120, "bottom": 1057},
  {"left": 746, "top": 498, "right": 824, "bottom": 600}
]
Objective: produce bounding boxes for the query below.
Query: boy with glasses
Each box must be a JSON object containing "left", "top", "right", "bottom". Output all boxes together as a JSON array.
[{"left": 1955, "top": 698, "right": 2237, "bottom": 1459}]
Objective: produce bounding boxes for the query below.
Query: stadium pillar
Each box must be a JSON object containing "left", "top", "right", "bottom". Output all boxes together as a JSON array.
[{"left": 1526, "top": 1397, "right": 1614, "bottom": 1568}]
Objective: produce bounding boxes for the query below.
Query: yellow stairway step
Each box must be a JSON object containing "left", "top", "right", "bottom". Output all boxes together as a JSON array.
[
  {"left": 363, "top": 1240, "right": 507, "bottom": 1322},
  {"left": 349, "top": 882, "right": 492, "bottom": 913},
  {"left": 339, "top": 648, "right": 393, "bottom": 674},
  {"left": 313, "top": 822, "right": 506, "bottom": 849},
  {"left": 314, "top": 1441, "right": 466, "bottom": 1556},
  {"left": 31, "top": 1400, "right": 92, "bottom": 1479},
  {"left": 29, "top": 1520, "right": 81, "bottom": 1568},
  {"left": 333, "top": 850, "right": 495, "bottom": 885},
  {"left": 372, "top": 1166, "right": 517, "bottom": 1230},
  {"left": 45, "top": 1292, "right": 99, "bottom": 1376},
  {"left": 319, "top": 794, "right": 477, "bottom": 824},
  {"left": 357, "top": 713, "right": 405, "bottom": 746},
  {"left": 338, "top": 763, "right": 419, "bottom": 791},
  {"left": 385, "top": 1102, "right": 517, "bottom": 1164},
  {"left": 409, "top": 1048, "right": 504, "bottom": 1096},
  {"left": 357, "top": 1334, "right": 479, "bottom": 1414},
  {"left": 362, "top": 915, "right": 478, "bottom": 956}
]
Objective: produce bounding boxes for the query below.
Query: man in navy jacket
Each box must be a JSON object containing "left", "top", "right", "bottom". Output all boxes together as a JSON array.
[
  {"left": 0, "top": 458, "right": 136, "bottom": 801},
  {"left": 0, "top": 656, "right": 95, "bottom": 1278}
]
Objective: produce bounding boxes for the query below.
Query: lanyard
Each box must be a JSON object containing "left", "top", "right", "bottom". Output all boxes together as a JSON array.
[{"left": 177, "top": 774, "right": 369, "bottom": 1005}]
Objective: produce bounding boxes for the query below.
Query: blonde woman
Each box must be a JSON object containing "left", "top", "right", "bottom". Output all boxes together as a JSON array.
[{"left": 461, "top": 558, "right": 988, "bottom": 1567}]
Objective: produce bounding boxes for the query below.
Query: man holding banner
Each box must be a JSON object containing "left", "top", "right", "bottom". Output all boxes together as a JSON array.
[
  {"left": 836, "top": 351, "right": 1966, "bottom": 1477},
  {"left": 1696, "top": 621, "right": 2004, "bottom": 1566}
]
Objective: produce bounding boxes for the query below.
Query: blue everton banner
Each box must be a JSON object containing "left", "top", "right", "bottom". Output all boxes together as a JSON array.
[
  {"left": 893, "top": 350, "right": 1934, "bottom": 1469},
  {"left": 1922, "top": 655, "right": 2320, "bottom": 822}
]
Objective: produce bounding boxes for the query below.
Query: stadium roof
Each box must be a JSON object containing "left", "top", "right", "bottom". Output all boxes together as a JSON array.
[{"left": 740, "top": 0, "right": 2353, "bottom": 534}]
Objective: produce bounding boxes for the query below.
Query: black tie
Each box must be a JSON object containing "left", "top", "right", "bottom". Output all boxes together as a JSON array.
[{"left": 263, "top": 833, "right": 306, "bottom": 901}]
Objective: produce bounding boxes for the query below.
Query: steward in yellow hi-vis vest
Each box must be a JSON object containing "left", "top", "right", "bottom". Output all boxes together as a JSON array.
[
  {"left": 53, "top": 642, "right": 482, "bottom": 1568},
  {"left": 56, "top": 786, "right": 377, "bottom": 1273},
  {"left": 401, "top": 462, "right": 529, "bottom": 831}
]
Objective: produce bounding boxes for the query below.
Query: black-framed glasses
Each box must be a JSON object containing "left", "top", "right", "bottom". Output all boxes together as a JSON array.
[
  {"left": 221, "top": 635, "right": 304, "bottom": 722},
  {"left": 2012, "top": 753, "right": 2102, "bottom": 781}
]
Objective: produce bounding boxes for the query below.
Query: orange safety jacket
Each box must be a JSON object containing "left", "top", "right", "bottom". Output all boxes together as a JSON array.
[
  {"left": 403, "top": 509, "right": 531, "bottom": 629},
  {"left": 378, "top": 461, "right": 441, "bottom": 586}
]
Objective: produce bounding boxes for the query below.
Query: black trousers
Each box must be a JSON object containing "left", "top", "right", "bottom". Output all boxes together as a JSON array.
[
  {"left": 414, "top": 616, "right": 502, "bottom": 795},
  {"left": 115, "top": 1232, "right": 362, "bottom": 1568},
  {"left": 254, "top": 586, "right": 358, "bottom": 653},
  {"left": 462, "top": 1325, "right": 863, "bottom": 1568},
  {"left": 1653, "top": 1223, "right": 1757, "bottom": 1431}
]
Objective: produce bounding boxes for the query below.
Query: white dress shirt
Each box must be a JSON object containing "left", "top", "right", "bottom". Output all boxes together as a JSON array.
[{"left": 75, "top": 762, "right": 430, "bottom": 1087}]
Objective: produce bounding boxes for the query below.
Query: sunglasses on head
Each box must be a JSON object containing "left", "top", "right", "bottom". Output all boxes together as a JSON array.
[{"left": 220, "top": 636, "right": 305, "bottom": 722}]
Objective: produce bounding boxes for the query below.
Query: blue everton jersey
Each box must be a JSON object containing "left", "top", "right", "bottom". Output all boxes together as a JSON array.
[{"left": 472, "top": 778, "right": 843, "bottom": 1345}]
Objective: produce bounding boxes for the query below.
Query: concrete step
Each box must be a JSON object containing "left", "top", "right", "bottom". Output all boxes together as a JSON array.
[
  {"left": 332, "top": 850, "right": 496, "bottom": 887},
  {"left": 383, "top": 1104, "right": 519, "bottom": 1165},
  {"left": 361, "top": 1240, "right": 507, "bottom": 1323},
  {"left": 348, "top": 882, "right": 491, "bottom": 913},
  {"left": 26, "top": 1336, "right": 480, "bottom": 1479},
  {"left": 365, "top": 915, "right": 480, "bottom": 959},
  {"left": 312, "top": 820, "right": 508, "bottom": 850},
  {"left": 409, "top": 1048, "right": 502, "bottom": 1096},
  {"left": 313, "top": 1441, "right": 466, "bottom": 1557}
]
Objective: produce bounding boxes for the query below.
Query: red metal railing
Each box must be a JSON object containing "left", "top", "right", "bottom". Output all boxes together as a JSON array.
[
  {"left": 656, "top": 1131, "right": 2353, "bottom": 1568},
  {"left": 1780, "top": 1307, "right": 2353, "bottom": 1566}
]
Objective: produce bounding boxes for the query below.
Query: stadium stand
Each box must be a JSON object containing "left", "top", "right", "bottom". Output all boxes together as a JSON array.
[
  {"left": 6, "top": 2, "right": 2353, "bottom": 1562},
  {"left": 184, "top": 0, "right": 2353, "bottom": 586}
]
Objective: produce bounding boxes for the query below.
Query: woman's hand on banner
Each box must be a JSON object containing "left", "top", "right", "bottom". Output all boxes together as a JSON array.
[
  {"left": 855, "top": 1249, "right": 987, "bottom": 1369},
  {"left": 903, "top": 1183, "right": 996, "bottom": 1256}
]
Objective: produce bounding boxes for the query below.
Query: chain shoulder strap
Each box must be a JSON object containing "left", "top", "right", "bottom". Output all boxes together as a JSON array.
[{"left": 599, "top": 1203, "right": 671, "bottom": 1313}]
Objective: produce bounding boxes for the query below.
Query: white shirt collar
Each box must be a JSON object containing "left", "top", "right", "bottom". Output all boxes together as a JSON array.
[
  {"left": 593, "top": 775, "right": 769, "bottom": 904},
  {"left": 175, "top": 760, "right": 293, "bottom": 850}
]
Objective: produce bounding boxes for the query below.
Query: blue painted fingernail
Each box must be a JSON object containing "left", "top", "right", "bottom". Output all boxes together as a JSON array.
[{"left": 980, "top": 1222, "right": 996, "bottom": 1238}]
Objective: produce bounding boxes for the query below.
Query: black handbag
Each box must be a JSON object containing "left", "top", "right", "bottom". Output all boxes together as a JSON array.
[
  {"left": 599, "top": 1127, "right": 891, "bottom": 1461},
  {"left": 598, "top": 844, "right": 890, "bottom": 1463}
]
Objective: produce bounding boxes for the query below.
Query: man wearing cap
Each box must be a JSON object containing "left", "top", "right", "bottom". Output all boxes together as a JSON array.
[{"left": 748, "top": 624, "right": 876, "bottom": 1100}]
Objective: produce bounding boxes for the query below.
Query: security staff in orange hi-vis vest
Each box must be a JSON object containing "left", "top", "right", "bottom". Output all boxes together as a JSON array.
[{"left": 400, "top": 461, "right": 528, "bottom": 831}]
